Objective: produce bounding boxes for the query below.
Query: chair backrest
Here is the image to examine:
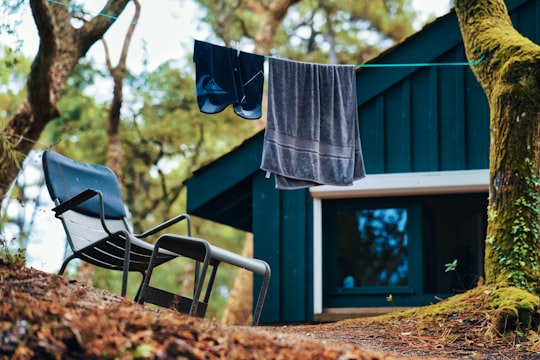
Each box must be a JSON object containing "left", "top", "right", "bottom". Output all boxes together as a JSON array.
[
  {"left": 42, "top": 151, "right": 130, "bottom": 252},
  {"left": 42, "top": 150, "right": 127, "bottom": 219}
]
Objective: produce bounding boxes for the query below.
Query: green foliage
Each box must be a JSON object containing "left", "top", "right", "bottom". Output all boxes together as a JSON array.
[
  {"left": 282, "top": 0, "right": 417, "bottom": 63},
  {"left": 41, "top": 59, "right": 109, "bottom": 161},
  {"left": 444, "top": 259, "right": 458, "bottom": 273},
  {"left": 0, "top": 46, "right": 31, "bottom": 88},
  {"left": 0, "top": 49, "right": 43, "bottom": 258},
  {"left": 0, "top": 130, "right": 24, "bottom": 170},
  {"left": 133, "top": 344, "right": 155, "bottom": 358},
  {"left": 0, "top": 46, "right": 30, "bottom": 168},
  {"left": 444, "top": 259, "right": 467, "bottom": 291},
  {"left": 0, "top": 237, "right": 26, "bottom": 267},
  {"left": 0, "top": 0, "right": 26, "bottom": 67}
]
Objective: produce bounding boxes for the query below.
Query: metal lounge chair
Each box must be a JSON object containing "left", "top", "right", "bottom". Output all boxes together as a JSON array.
[{"left": 41, "top": 150, "right": 271, "bottom": 325}]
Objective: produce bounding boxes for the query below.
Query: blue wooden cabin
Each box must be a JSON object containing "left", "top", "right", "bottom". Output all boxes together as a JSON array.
[{"left": 185, "top": 0, "right": 540, "bottom": 323}]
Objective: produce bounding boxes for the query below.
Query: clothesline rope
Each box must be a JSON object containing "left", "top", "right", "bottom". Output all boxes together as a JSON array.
[
  {"left": 262, "top": 53, "right": 485, "bottom": 68},
  {"left": 46, "top": 0, "right": 485, "bottom": 69},
  {"left": 261, "top": 53, "right": 485, "bottom": 68},
  {"left": 355, "top": 53, "right": 486, "bottom": 68},
  {"left": 47, "top": 0, "right": 137, "bottom": 24}
]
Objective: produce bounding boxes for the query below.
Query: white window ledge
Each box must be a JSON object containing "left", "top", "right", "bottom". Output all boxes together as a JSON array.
[{"left": 310, "top": 169, "right": 489, "bottom": 199}]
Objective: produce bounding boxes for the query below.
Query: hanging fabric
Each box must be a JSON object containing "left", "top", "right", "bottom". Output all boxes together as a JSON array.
[
  {"left": 260, "top": 57, "right": 366, "bottom": 189},
  {"left": 193, "top": 40, "right": 265, "bottom": 120}
]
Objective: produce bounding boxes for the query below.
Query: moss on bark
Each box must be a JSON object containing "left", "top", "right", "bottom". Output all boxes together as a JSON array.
[
  {"left": 381, "top": 286, "right": 539, "bottom": 335},
  {"left": 447, "top": 0, "right": 540, "bottom": 335},
  {"left": 489, "top": 287, "right": 539, "bottom": 333},
  {"left": 455, "top": 0, "right": 540, "bottom": 293}
]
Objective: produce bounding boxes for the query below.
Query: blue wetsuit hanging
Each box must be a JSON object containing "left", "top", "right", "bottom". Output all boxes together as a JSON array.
[{"left": 193, "top": 40, "right": 265, "bottom": 120}]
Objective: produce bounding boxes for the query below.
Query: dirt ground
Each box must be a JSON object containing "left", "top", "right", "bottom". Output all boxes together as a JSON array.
[{"left": 1, "top": 264, "right": 540, "bottom": 359}]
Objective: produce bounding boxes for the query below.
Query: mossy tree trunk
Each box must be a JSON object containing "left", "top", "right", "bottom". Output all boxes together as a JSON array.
[
  {"left": 0, "top": 0, "right": 130, "bottom": 205},
  {"left": 455, "top": 0, "right": 540, "bottom": 291}
]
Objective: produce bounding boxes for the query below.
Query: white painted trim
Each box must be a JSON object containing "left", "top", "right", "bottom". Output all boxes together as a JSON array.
[
  {"left": 313, "top": 198, "right": 323, "bottom": 314},
  {"left": 310, "top": 169, "right": 489, "bottom": 316},
  {"left": 310, "top": 169, "right": 489, "bottom": 199}
]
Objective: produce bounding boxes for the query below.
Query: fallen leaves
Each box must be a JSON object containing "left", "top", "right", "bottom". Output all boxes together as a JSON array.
[
  {"left": 1, "top": 264, "right": 539, "bottom": 359},
  {"left": 0, "top": 265, "right": 406, "bottom": 359}
]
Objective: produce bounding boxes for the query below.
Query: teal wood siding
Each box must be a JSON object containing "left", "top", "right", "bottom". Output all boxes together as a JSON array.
[
  {"left": 252, "top": 173, "right": 281, "bottom": 322},
  {"left": 280, "top": 189, "right": 312, "bottom": 322},
  {"left": 511, "top": 0, "right": 540, "bottom": 40},
  {"left": 252, "top": 173, "right": 313, "bottom": 323},
  {"left": 357, "top": 47, "right": 490, "bottom": 175}
]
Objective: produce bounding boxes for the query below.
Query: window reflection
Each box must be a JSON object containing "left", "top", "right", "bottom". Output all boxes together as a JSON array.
[{"left": 337, "top": 208, "right": 408, "bottom": 288}]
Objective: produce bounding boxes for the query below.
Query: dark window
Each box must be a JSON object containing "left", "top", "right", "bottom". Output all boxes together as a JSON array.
[
  {"left": 422, "top": 194, "right": 487, "bottom": 294},
  {"left": 323, "top": 193, "right": 487, "bottom": 308},
  {"left": 337, "top": 208, "right": 408, "bottom": 288}
]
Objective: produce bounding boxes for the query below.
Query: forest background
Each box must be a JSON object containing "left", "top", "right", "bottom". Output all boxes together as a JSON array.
[{"left": 0, "top": 0, "right": 449, "bottom": 322}]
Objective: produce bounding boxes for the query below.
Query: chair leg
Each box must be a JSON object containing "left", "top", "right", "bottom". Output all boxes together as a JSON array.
[
  {"left": 252, "top": 262, "right": 271, "bottom": 326},
  {"left": 58, "top": 254, "right": 76, "bottom": 275},
  {"left": 137, "top": 244, "right": 160, "bottom": 304},
  {"left": 121, "top": 232, "right": 132, "bottom": 297},
  {"left": 194, "top": 261, "right": 200, "bottom": 297},
  {"left": 203, "top": 263, "right": 220, "bottom": 304},
  {"left": 190, "top": 252, "right": 211, "bottom": 316},
  {"left": 134, "top": 271, "right": 146, "bottom": 302}
]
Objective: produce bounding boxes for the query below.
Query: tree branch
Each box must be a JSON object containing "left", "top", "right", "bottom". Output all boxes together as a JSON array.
[
  {"left": 27, "top": 0, "right": 63, "bottom": 120},
  {"left": 105, "top": 0, "right": 141, "bottom": 176},
  {"left": 76, "top": 0, "right": 132, "bottom": 56},
  {"left": 254, "top": 0, "right": 301, "bottom": 55},
  {"left": 455, "top": 0, "right": 538, "bottom": 94},
  {"left": 117, "top": 0, "right": 141, "bottom": 72}
]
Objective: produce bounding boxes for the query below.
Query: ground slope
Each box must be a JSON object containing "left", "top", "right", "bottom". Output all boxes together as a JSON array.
[{"left": 1, "top": 265, "right": 539, "bottom": 359}]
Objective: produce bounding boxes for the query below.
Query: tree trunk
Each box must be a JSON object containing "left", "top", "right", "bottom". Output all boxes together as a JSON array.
[
  {"left": 455, "top": 1, "right": 540, "bottom": 289},
  {"left": 253, "top": 0, "right": 301, "bottom": 56},
  {"left": 0, "top": 0, "right": 130, "bottom": 204},
  {"left": 245, "top": 0, "right": 299, "bottom": 133},
  {"left": 103, "top": 0, "right": 141, "bottom": 178},
  {"left": 221, "top": 233, "right": 254, "bottom": 325}
]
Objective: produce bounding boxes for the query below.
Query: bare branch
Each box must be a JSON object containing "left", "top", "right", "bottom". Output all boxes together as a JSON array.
[{"left": 76, "top": 0, "right": 132, "bottom": 56}]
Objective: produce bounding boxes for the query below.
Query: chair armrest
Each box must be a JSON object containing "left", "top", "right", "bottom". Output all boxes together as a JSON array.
[
  {"left": 51, "top": 189, "right": 99, "bottom": 216},
  {"left": 135, "top": 213, "right": 191, "bottom": 238},
  {"left": 52, "top": 189, "right": 117, "bottom": 236}
]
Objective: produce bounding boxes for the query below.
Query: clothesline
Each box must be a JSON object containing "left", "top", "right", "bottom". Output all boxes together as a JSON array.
[
  {"left": 262, "top": 53, "right": 485, "bottom": 68},
  {"left": 47, "top": 0, "right": 485, "bottom": 69},
  {"left": 354, "top": 53, "right": 486, "bottom": 68},
  {"left": 47, "top": 0, "right": 138, "bottom": 24}
]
